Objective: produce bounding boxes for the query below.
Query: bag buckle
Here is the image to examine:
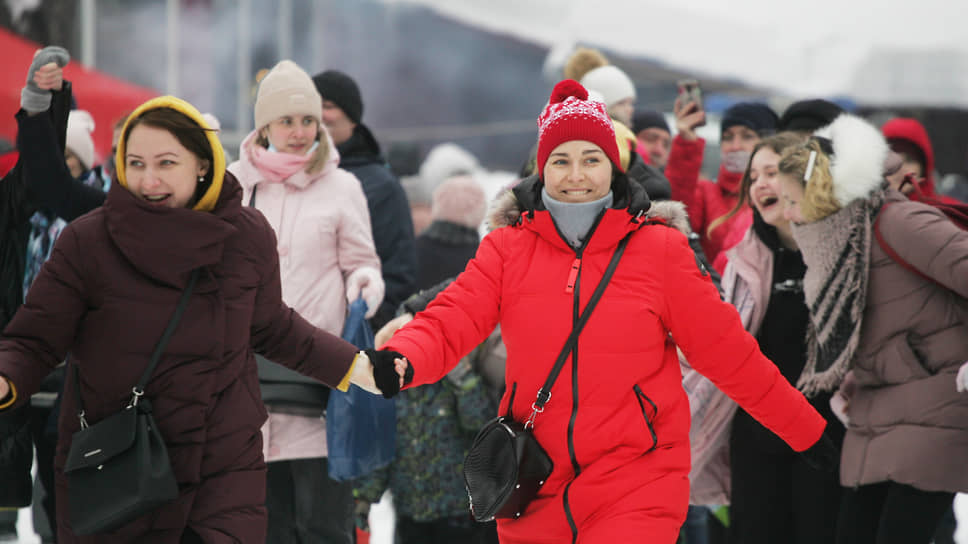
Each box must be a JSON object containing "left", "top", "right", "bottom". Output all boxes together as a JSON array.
[{"left": 127, "top": 387, "right": 145, "bottom": 408}]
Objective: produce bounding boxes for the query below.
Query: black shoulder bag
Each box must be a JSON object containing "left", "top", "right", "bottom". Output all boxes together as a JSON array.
[
  {"left": 462, "top": 235, "right": 631, "bottom": 522},
  {"left": 64, "top": 269, "right": 199, "bottom": 535}
]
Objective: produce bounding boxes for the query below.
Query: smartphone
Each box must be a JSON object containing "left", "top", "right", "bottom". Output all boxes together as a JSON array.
[{"left": 677, "top": 78, "right": 706, "bottom": 127}]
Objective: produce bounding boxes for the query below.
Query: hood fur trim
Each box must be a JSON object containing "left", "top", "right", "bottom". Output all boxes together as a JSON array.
[
  {"left": 814, "top": 114, "right": 888, "bottom": 208},
  {"left": 486, "top": 188, "right": 692, "bottom": 237}
]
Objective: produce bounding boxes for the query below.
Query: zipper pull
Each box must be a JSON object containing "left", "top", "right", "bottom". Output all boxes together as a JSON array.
[{"left": 565, "top": 257, "right": 581, "bottom": 294}]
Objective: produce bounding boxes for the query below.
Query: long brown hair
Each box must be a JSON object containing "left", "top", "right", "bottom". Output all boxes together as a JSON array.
[{"left": 707, "top": 132, "right": 806, "bottom": 235}]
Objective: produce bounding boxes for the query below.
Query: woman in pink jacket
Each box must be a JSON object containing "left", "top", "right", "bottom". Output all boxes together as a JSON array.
[
  {"left": 688, "top": 132, "right": 844, "bottom": 543},
  {"left": 227, "top": 60, "right": 383, "bottom": 544},
  {"left": 366, "top": 80, "right": 835, "bottom": 544}
]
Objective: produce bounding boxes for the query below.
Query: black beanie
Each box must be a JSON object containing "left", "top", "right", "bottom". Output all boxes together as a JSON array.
[
  {"left": 312, "top": 70, "right": 363, "bottom": 124},
  {"left": 777, "top": 99, "right": 844, "bottom": 133},
  {"left": 720, "top": 102, "right": 778, "bottom": 136},
  {"left": 632, "top": 110, "right": 670, "bottom": 135}
]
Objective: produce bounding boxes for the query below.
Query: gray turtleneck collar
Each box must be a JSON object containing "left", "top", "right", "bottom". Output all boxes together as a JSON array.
[{"left": 541, "top": 188, "right": 614, "bottom": 249}]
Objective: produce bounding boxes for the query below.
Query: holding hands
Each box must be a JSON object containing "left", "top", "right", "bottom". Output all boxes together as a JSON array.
[
  {"left": 22, "top": 46, "right": 70, "bottom": 113},
  {"left": 348, "top": 349, "right": 412, "bottom": 399}
]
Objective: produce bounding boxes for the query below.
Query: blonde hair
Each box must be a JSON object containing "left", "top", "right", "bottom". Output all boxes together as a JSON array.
[
  {"left": 707, "top": 132, "right": 805, "bottom": 235},
  {"left": 778, "top": 139, "right": 842, "bottom": 222},
  {"left": 256, "top": 125, "right": 330, "bottom": 175}
]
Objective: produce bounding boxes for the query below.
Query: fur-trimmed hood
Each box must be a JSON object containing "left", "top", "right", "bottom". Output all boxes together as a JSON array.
[
  {"left": 486, "top": 173, "right": 692, "bottom": 237},
  {"left": 813, "top": 114, "right": 889, "bottom": 207}
]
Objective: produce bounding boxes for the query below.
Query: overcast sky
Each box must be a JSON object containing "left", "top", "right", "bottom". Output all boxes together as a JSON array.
[{"left": 390, "top": 0, "right": 968, "bottom": 106}]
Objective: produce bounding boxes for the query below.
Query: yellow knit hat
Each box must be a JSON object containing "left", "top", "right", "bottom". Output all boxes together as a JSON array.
[{"left": 115, "top": 96, "right": 225, "bottom": 212}]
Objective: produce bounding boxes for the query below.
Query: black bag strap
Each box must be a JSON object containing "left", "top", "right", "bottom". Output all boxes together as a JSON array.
[
  {"left": 525, "top": 233, "right": 631, "bottom": 427},
  {"left": 73, "top": 269, "right": 200, "bottom": 425},
  {"left": 247, "top": 186, "right": 257, "bottom": 208}
]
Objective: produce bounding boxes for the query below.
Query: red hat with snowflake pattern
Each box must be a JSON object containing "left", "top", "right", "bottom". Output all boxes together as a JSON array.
[{"left": 536, "top": 79, "right": 623, "bottom": 178}]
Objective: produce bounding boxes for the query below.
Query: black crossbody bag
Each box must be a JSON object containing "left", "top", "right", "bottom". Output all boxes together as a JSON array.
[
  {"left": 462, "top": 235, "right": 630, "bottom": 522},
  {"left": 63, "top": 269, "right": 199, "bottom": 535}
]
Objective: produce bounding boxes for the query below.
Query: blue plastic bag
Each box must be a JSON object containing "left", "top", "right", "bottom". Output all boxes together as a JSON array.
[{"left": 326, "top": 298, "right": 396, "bottom": 481}]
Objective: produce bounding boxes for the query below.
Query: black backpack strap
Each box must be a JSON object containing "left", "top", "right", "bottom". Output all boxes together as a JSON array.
[
  {"left": 527, "top": 233, "right": 632, "bottom": 423},
  {"left": 74, "top": 269, "right": 200, "bottom": 424}
]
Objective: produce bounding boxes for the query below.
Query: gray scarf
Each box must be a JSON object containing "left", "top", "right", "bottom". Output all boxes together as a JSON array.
[
  {"left": 541, "top": 189, "right": 613, "bottom": 249},
  {"left": 791, "top": 189, "right": 886, "bottom": 396}
]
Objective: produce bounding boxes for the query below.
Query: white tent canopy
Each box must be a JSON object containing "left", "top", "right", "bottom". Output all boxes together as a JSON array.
[{"left": 387, "top": 0, "right": 968, "bottom": 108}]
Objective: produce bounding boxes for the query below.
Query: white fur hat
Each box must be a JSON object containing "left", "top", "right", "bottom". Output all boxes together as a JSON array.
[
  {"left": 66, "top": 109, "right": 96, "bottom": 170},
  {"left": 580, "top": 65, "right": 636, "bottom": 108},
  {"left": 814, "top": 114, "right": 889, "bottom": 207}
]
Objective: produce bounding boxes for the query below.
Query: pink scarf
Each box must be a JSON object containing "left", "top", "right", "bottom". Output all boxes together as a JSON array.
[{"left": 246, "top": 143, "right": 313, "bottom": 184}]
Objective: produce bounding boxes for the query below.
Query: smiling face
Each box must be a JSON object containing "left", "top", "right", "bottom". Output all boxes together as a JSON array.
[
  {"left": 124, "top": 124, "right": 209, "bottom": 208},
  {"left": 748, "top": 148, "right": 787, "bottom": 227},
  {"left": 542, "top": 140, "right": 613, "bottom": 203},
  {"left": 263, "top": 115, "right": 319, "bottom": 155},
  {"left": 778, "top": 172, "right": 807, "bottom": 224}
]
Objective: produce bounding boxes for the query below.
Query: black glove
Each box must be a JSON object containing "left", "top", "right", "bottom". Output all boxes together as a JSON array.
[
  {"left": 366, "top": 349, "right": 412, "bottom": 399},
  {"left": 799, "top": 431, "right": 839, "bottom": 472}
]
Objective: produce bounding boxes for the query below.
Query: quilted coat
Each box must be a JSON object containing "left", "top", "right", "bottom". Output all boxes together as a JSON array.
[
  {"left": 384, "top": 174, "right": 826, "bottom": 544},
  {"left": 0, "top": 99, "right": 359, "bottom": 542}
]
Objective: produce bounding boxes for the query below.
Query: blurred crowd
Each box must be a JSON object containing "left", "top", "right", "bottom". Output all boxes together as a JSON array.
[{"left": 0, "top": 41, "right": 966, "bottom": 544}]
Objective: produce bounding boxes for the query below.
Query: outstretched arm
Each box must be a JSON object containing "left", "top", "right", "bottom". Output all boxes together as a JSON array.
[{"left": 659, "top": 227, "right": 826, "bottom": 452}]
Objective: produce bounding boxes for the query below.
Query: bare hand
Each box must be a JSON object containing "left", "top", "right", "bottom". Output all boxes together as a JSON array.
[
  {"left": 0, "top": 378, "right": 10, "bottom": 400},
  {"left": 33, "top": 63, "right": 63, "bottom": 91},
  {"left": 374, "top": 313, "right": 413, "bottom": 349},
  {"left": 674, "top": 96, "right": 705, "bottom": 141}
]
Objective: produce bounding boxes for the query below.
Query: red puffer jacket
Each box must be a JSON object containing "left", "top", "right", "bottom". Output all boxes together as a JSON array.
[
  {"left": 665, "top": 134, "right": 752, "bottom": 268},
  {"left": 385, "top": 175, "right": 825, "bottom": 544}
]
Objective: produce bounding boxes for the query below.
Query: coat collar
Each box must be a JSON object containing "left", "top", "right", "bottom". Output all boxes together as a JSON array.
[
  {"left": 103, "top": 171, "right": 243, "bottom": 288},
  {"left": 487, "top": 173, "right": 693, "bottom": 251},
  {"left": 234, "top": 126, "right": 342, "bottom": 192}
]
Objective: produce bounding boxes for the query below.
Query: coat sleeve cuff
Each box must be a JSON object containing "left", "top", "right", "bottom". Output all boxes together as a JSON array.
[
  {"left": 336, "top": 353, "right": 361, "bottom": 392},
  {"left": 0, "top": 379, "right": 17, "bottom": 411}
]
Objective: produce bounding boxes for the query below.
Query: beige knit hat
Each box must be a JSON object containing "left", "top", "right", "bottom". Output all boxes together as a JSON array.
[{"left": 254, "top": 60, "right": 322, "bottom": 130}]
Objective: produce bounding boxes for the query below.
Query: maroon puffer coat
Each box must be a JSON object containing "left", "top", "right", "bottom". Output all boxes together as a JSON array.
[{"left": 0, "top": 173, "right": 357, "bottom": 542}]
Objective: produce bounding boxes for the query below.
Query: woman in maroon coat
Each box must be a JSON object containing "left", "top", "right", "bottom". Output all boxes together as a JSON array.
[{"left": 0, "top": 96, "right": 383, "bottom": 543}]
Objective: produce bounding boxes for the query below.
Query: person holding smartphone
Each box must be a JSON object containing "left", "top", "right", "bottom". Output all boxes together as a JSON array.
[{"left": 665, "top": 82, "right": 778, "bottom": 269}]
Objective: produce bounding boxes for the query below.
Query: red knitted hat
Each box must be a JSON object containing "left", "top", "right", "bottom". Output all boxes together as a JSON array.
[{"left": 536, "top": 79, "right": 623, "bottom": 177}]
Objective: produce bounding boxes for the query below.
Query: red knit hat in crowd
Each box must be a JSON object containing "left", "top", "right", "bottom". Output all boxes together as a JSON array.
[{"left": 536, "top": 79, "right": 623, "bottom": 178}]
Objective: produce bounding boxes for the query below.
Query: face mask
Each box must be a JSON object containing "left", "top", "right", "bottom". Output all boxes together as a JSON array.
[{"left": 722, "top": 150, "right": 752, "bottom": 174}]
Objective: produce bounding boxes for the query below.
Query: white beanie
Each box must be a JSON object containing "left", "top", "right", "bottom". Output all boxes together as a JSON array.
[
  {"left": 254, "top": 60, "right": 322, "bottom": 130},
  {"left": 580, "top": 65, "right": 636, "bottom": 108},
  {"left": 66, "top": 110, "right": 96, "bottom": 170}
]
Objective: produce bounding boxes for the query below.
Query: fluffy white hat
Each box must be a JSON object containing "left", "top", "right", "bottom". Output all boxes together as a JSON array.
[
  {"left": 814, "top": 114, "right": 889, "bottom": 207},
  {"left": 66, "top": 109, "right": 96, "bottom": 170},
  {"left": 580, "top": 65, "right": 636, "bottom": 108}
]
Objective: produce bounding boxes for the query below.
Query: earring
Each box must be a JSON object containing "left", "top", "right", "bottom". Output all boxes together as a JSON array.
[{"left": 198, "top": 176, "right": 205, "bottom": 183}]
